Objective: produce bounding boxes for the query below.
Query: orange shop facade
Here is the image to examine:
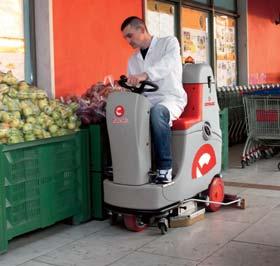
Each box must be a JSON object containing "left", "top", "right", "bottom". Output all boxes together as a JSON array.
[{"left": 0, "top": 0, "right": 279, "bottom": 97}]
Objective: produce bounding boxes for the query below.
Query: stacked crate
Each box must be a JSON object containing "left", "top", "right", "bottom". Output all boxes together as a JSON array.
[
  {"left": 0, "top": 130, "right": 90, "bottom": 254},
  {"left": 89, "top": 124, "right": 111, "bottom": 220}
]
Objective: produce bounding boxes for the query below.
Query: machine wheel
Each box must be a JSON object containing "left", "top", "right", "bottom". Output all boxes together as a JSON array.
[
  {"left": 249, "top": 156, "right": 254, "bottom": 164},
  {"left": 158, "top": 223, "right": 168, "bottom": 235},
  {"left": 278, "top": 162, "right": 280, "bottom": 171},
  {"left": 157, "top": 218, "right": 169, "bottom": 235},
  {"left": 206, "top": 177, "right": 224, "bottom": 212},
  {"left": 109, "top": 213, "right": 119, "bottom": 225},
  {"left": 123, "top": 214, "right": 147, "bottom": 232}
]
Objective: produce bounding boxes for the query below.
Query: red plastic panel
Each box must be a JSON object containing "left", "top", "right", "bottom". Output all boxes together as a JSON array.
[
  {"left": 256, "top": 110, "right": 278, "bottom": 122},
  {"left": 172, "top": 83, "right": 203, "bottom": 130}
]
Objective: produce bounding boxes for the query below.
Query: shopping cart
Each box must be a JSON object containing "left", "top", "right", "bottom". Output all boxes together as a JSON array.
[
  {"left": 217, "top": 86, "right": 247, "bottom": 145},
  {"left": 241, "top": 94, "right": 280, "bottom": 169}
]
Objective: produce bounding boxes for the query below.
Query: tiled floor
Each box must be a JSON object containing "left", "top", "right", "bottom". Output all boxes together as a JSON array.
[{"left": 1, "top": 145, "right": 280, "bottom": 266}]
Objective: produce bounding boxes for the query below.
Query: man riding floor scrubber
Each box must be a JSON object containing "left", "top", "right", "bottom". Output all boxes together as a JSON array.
[{"left": 103, "top": 63, "right": 244, "bottom": 234}]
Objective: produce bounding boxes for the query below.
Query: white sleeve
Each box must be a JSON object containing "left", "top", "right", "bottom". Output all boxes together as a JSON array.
[
  {"left": 127, "top": 55, "right": 138, "bottom": 76},
  {"left": 145, "top": 37, "right": 181, "bottom": 81},
  {"left": 127, "top": 60, "right": 132, "bottom": 76}
]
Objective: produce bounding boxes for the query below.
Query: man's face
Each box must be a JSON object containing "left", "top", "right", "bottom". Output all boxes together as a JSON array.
[{"left": 122, "top": 24, "right": 144, "bottom": 49}]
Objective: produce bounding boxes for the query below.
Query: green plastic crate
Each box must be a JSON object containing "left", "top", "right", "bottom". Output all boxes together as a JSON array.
[
  {"left": 89, "top": 124, "right": 111, "bottom": 220},
  {"left": 90, "top": 172, "right": 104, "bottom": 219},
  {"left": 89, "top": 124, "right": 111, "bottom": 172},
  {"left": 0, "top": 130, "right": 90, "bottom": 254},
  {"left": 220, "top": 108, "right": 229, "bottom": 171}
]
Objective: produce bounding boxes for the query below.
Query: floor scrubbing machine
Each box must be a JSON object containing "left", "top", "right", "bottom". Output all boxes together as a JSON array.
[{"left": 104, "top": 63, "right": 243, "bottom": 234}]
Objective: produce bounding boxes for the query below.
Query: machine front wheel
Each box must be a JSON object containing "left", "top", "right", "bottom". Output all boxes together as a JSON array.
[
  {"left": 206, "top": 177, "right": 224, "bottom": 212},
  {"left": 123, "top": 214, "right": 147, "bottom": 232},
  {"left": 109, "top": 213, "right": 119, "bottom": 225},
  {"left": 157, "top": 217, "right": 169, "bottom": 235},
  {"left": 158, "top": 223, "right": 168, "bottom": 235}
]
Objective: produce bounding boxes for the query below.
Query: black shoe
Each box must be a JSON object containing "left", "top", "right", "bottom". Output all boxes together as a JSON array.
[
  {"left": 154, "top": 177, "right": 172, "bottom": 184},
  {"left": 154, "top": 169, "right": 172, "bottom": 184}
]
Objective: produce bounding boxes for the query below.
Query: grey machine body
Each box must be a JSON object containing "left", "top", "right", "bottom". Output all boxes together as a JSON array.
[{"left": 104, "top": 64, "right": 222, "bottom": 211}]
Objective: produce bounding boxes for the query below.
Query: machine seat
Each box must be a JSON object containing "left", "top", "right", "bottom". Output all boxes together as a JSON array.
[{"left": 172, "top": 84, "right": 203, "bottom": 130}]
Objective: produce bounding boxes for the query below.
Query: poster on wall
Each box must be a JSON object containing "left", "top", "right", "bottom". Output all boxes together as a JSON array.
[
  {"left": 181, "top": 8, "right": 208, "bottom": 64},
  {"left": 0, "top": 0, "right": 24, "bottom": 80},
  {"left": 182, "top": 28, "right": 207, "bottom": 63},
  {"left": 216, "top": 60, "right": 236, "bottom": 87},
  {"left": 146, "top": 10, "right": 160, "bottom": 36},
  {"left": 215, "top": 16, "right": 236, "bottom": 87},
  {"left": 159, "top": 12, "right": 174, "bottom": 37},
  {"left": 146, "top": 1, "right": 175, "bottom": 38}
]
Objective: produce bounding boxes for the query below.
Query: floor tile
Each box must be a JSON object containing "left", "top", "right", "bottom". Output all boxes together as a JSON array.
[
  {"left": 138, "top": 218, "right": 248, "bottom": 261},
  {"left": 19, "top": 261, "right": 53, "bottom": 266},
  {"left": 206, "top": 192, "right": 280, "bottom": 224},
  {"left": 32, "top": 223, "right": 158, "bottom": 266},
  {"left": 35, "top": 237, "right": 133, "bottom": 266},
  {"left": 238, "top": 192, "right": 280, "bottom": 209},
  {"left": 235, "top": 211, "right": 280, "bottom": 246},
  {"left": 0, "top": 221, "right": 109, "bottom": 266},
  {"left": 224, "top": 145, "right": 280, "bottom": 186},
  {"left": 0, "top": 224, "right": 73, "bottom": 266},
  {"left": 224, "top": 185, "right": 247, "bottom": 195},
  {"left": 224, "top": 168, "right": 280, "bottom": 186},
  {"left": 110, "top": 251, "right": 196, "bottom": 266},
  {"left": 88, "top": 223, "right": 159, "bottom": 250},
  {"left": 241, "top": 188, "right": 280, "bottom": 198},
  {"left": 52, "top": 220, "right": 110, "bottom": 240},
  {"left": 272, "top": 202, "right": 280, "bottom": 212},
  {"left": 198, "top": 241, "right": 280, "bottom": 266}
]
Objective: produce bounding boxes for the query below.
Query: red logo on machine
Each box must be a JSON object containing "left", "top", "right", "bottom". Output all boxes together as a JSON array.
[
  {"left": 192, "top": 144, "right": 216, "bottom": 179},
  {"left": 114, "top": 105, "right": 125, "bottom": 117},
  {"left": 204, "top": 96, "right": 215, "bottom": 106},
  {"left": 113, "top": 105, "right": 128, "bottom": 124}
]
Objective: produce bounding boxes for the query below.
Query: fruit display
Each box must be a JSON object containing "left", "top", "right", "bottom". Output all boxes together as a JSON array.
[
  {"left": 0, "top": 71, "right": 80, "bottom": 144},
  {"left": 67, "top": 80, "right": 125, "bottom": 125}
]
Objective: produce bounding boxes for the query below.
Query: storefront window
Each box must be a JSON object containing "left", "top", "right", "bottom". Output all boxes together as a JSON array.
[
  {"left": 181, "top": 7, "right": 209, "bottom": 64},
  {"left": 146, "top": 0, "right": 176, "bottom": 37},
  {"left": 0, "top": 0, "right": 25, "bottom": 80},
  {"left": 145, "top": 0, "right": 238, "bottom": 86},
  {"left": 214, "top": 0, "right": 236, "bottom": 12},
  {"left": 215, "top": 15, "right": 237, "bottom": 87},
  {"left": 192, "top": 0, "right": 209, "bottom": 4}
]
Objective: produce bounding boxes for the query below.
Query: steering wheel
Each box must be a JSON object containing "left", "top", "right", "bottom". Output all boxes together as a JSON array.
[{"left": 118, "top": 75, "right": 159, "bottom": 94}]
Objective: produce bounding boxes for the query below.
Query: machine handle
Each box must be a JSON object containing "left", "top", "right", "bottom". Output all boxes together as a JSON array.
[
  {"left": 207, "top": 76, "right": 212, "bottom": 93},
  {"left": 118, "top": 75, "right": 159, "bottom": 94}
]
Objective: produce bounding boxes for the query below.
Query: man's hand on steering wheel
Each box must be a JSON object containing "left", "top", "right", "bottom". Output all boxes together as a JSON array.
[{"left": 127, "top": 73, "right": 148, "bottom": 86}]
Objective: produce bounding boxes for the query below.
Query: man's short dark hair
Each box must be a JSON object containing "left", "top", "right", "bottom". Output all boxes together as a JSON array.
[{"left": 121, "top": 16, "right": 147, "bottom": 31}]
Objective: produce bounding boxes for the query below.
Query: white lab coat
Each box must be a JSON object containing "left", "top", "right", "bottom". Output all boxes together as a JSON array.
[{"left": 127, "top": 36, "right": 187, "bottom": 124}]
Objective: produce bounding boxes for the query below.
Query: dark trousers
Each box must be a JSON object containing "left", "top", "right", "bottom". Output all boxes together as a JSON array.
[{"left": 150, "top": 104, "right": 172, "bottom": 170}]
